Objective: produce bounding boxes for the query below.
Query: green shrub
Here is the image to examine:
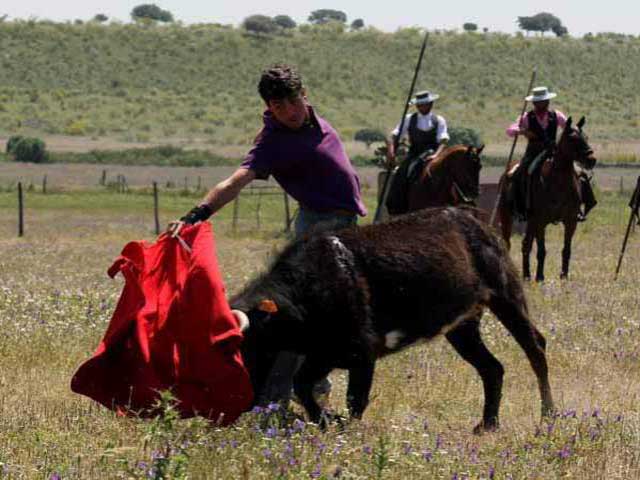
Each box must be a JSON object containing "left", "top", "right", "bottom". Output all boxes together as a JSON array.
[
  {"left": 9, "top": 137, "right": 48, "bottom": 163},
  {"left": 449, "top": 126, "right": 483, "bottom": 147},
  {"left": 6, "top": 135, "right": 24, "bottom": 154},
  {"left": 354, "top": 128, "right": 386, "bottom": 148}
]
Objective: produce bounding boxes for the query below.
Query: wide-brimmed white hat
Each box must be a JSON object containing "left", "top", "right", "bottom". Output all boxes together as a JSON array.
[
  {"left": 410, "top": 90, "right": 439, "bottom": 105},
  {"left": 526, "top": 86, "right": 557, "bottom": 102}
]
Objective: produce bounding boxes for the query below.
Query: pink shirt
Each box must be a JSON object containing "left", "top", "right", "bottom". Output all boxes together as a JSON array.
[{"left": 506, "top": 110, "right": 567, "bottom": 138}]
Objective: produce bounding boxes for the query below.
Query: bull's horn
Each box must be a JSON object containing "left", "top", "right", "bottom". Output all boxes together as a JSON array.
[{"left": 232, "top": 309, "right": 250, "bottom": 332}]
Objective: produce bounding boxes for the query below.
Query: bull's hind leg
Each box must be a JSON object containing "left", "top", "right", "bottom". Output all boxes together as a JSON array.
[
  {"left": 489, "top": 295, "right": 554, "bottom": 420},
  {"left": 445, "top": 318, "right": 505, "bottom": 434}
]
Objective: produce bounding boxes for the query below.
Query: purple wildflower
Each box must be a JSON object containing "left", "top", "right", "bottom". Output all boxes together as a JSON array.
[
  {"left": 267, "top": 402, "right": 280, "bottom": 413},
  {"left": 49, "top": 474, "right": 61, "bottom": 480},
  {"left": 363, "top": 445, "right": 372, "bottom": 455},
  {"left": 265, "top": 427, "right": 278, "bottom": 439},
  {"left": 263, "top": 448, "right": 272, "bottom": 458},
  {"left": 422, "top": 449, "right": 433, "bottom": 462},
  {"left": 310, "top": 464, "right": 322, "bottom": 478},
  {"left": 488, "top": 466, "right": 495, "bottom": 479},
  {"left": 292, "top": 419, "right": 306, "bottom": 433},
  {"left": 435, "top": 434, "right": 443, "bottom": 450},
  {"left": 558, "top": 444, "right": 571, "bottom": 460}
]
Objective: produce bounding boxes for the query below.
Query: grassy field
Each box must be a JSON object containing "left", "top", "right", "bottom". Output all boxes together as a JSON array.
[
  {"left": 0, "top": 22, "right": 639, "bottom": 149},
  {"left": 0, "top": 185, "right": 639, "bottom": 479}
]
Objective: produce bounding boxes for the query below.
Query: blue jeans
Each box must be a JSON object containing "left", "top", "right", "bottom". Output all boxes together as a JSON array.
[{"left": 294, "top": 207, "right": 357, "bottom": 238}]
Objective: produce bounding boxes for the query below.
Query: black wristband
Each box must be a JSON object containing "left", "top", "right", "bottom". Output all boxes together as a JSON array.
[{"left": 180, "top": 204, "right": 213, "bottom": 225}]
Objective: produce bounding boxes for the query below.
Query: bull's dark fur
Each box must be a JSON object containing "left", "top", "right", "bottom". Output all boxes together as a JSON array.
[{"left": 231, "top": 206, "right": 554, "bottom": 432}]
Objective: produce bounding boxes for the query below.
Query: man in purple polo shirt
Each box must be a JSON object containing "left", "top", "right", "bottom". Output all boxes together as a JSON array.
[
  {"left": 173, "top": 64, "right": 366, "bottom": 237},
  {"left": 171, "top": 64, "right": 366, "bottom": 410}
]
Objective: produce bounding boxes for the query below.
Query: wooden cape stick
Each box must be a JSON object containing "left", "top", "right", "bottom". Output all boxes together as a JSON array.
[
  {"left": 488, "top": 67, "right": 537, "bottom": 226},
  {"left": 373, "top": 31, "right": 429, "bottom": 224},
  {"left": 614, "top": 175, "right": 640, "bottom": 280}
]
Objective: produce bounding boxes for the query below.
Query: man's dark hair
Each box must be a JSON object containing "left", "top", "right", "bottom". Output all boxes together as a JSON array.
[{"left": 258, "top": 64, "right": 303, "bottom": 103}]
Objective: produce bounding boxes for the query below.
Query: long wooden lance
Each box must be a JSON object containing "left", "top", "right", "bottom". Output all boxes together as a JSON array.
[
  {"left": 373, "top": 31, "right": 429, "bottom": 224},
  {"left": 614, "top": 175, "right": 640, "bottom": 280},
  {"left": 488, "top": 67, "right": 537, "bottom": 226}
]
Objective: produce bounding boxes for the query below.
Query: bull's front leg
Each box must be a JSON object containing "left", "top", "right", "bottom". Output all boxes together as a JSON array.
[
  {"left": 346, "top": 360, "right": 376, "bottom": 419},
  {"left": 293, "top": 359, "right": 334, "bottom": 428}
]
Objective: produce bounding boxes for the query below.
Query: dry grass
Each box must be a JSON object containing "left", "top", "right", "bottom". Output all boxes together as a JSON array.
[{"left": 0, "top": 190, "right": 639, "bottom": 479}]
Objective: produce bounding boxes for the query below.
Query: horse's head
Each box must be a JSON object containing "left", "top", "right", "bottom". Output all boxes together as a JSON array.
[
  {"left": 450, "top": 144, "right": 484, "bottom": 202},
  {"left": 560, "top": 116, "right": 596, "bottom": 170}
]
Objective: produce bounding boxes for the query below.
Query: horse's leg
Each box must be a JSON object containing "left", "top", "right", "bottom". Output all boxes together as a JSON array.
[
  {"left": 521, "top": 222, "right": 535, "bottom": 280},
  {"left": 535, "top": 226, "right": 546, "bottom": 282},
  {"left": 445, "top": 317, "right": 504, "bottom": 434},
  {"left": 561, "top": 220, "right": 577, "bottom": 279}
]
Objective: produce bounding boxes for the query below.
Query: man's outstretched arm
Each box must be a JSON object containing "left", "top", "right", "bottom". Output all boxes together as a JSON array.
[{"left": 170, "top": 167, "right": 256, "bottom": 234}]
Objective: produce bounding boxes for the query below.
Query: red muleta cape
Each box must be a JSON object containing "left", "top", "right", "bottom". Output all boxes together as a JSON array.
[{"left": 71, "top": 223, "right": 253, "bottom": 424}]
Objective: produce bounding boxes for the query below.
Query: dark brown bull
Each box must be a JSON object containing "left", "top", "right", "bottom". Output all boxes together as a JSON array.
[{"left": 231, "top": 207, "right": 554, "bottom": 433}]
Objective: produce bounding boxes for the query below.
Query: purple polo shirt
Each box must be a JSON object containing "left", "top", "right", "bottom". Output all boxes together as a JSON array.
[{"left": 240, "top": 107, "right": 367, "bottom": 216}]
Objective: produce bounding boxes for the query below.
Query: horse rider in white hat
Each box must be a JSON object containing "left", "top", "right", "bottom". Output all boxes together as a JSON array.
[
  {"left": 385, "top": 90, "right": 450, "bottom": 215},
  {"left": 506, "top": 86, "right": 596, "bottom": 221}
]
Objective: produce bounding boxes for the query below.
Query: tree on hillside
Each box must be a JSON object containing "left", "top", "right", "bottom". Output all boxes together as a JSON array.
[
  {"left": 308, "top": 9, "right": 347, "bottom": 25},
  {"left": 517, "top": 12, "right": 565, "bottom": 36},
  {"left": 243, "top": 15, "right": 278, "bottom": 35},
  {"left": 552, "top": 24, "right": 568, "bottom": 37},
  {"left": 0, "top": 14, "right": 8, "bottom": 23},
  {"left": 463, "top": 22, "right": 478, "bottom": 32},
  {"left": 131, "top": 4, "right": 174, "bottom": 23},
  {"left": 273, "top": 15, "right": 296, "bottom": 30},
  {"left": 93, "top": 14, "right": 109, "bottom": 23},
  {"left": 354, "top": 128, "right": 386, "bottom": 149},
  {"left": 351, "top": 18, "right": 365, "bottom": 30}
]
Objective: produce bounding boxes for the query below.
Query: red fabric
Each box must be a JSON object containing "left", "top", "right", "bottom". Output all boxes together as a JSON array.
[{"left": 71, "top": 223, "right": 253, "bottom": 424}]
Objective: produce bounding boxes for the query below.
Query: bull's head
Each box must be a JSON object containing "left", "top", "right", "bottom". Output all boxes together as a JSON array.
[{"left": 231, "top": 298, "right": 285, "bottom": 404}]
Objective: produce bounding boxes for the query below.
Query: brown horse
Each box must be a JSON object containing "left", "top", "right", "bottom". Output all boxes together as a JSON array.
[
  {"left": 406, "top": 144, "right": 485, "bottom": 211},
  {"left": 497, "top": 117, "right": 596, "bottom": 281}
]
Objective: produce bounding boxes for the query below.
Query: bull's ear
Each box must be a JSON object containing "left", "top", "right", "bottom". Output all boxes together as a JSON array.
[
  {"left": 577, "top": 116, "right": 586, "bottom": 129},
  {"left": 565, "top": 116, "right": 573, "bottom": 130},
  {"left": 477, "top": 144, "right": 485, "bottom": 155},
  {"left": 231, "top": 310, "right": 250, "bottom": 332},
  {"left": 258, "top": 299, "right": 278, "bottom": 314}
]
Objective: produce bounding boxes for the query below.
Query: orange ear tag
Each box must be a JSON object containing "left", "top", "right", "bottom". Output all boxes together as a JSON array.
[{"left": 258, "top": 299, "right": 278, "bottom": 314}]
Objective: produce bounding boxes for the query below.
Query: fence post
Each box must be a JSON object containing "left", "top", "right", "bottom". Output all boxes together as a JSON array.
[
  {"left": 197, "top": 176, "right": 202, "bottom": 192},
  {"left": 18, "top": 182, "right": 24, "bottom": 237},
  {"left": 256, "top": 188, "right": 263, "bottom": 230},
  {"left": 232, "top": 196, "right": 240, "bottom": 234},
  {"left": 153, "top": 181, "right": 160, "bottom": 235},
  {"left": 100, "top": 169, "right": 107, "bottom": 186},
  {"left": 42, "top": 175, "right": 47, "bottom": 194},
  {"left": 283, "top": 191, "right": 291, "bottom": 232}
]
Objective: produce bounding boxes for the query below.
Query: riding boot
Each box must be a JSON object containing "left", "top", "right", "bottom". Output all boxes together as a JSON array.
[
  {"left": 577, "top": 175, "right": 597, "bottom": 221},
  {"left": 385, "top": 158, "right": 412, "bottom": 215}
]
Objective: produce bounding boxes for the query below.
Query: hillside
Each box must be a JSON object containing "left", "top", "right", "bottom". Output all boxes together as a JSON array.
[{"left": 0, "top": 21, "right": 638, "bottom": 148}]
